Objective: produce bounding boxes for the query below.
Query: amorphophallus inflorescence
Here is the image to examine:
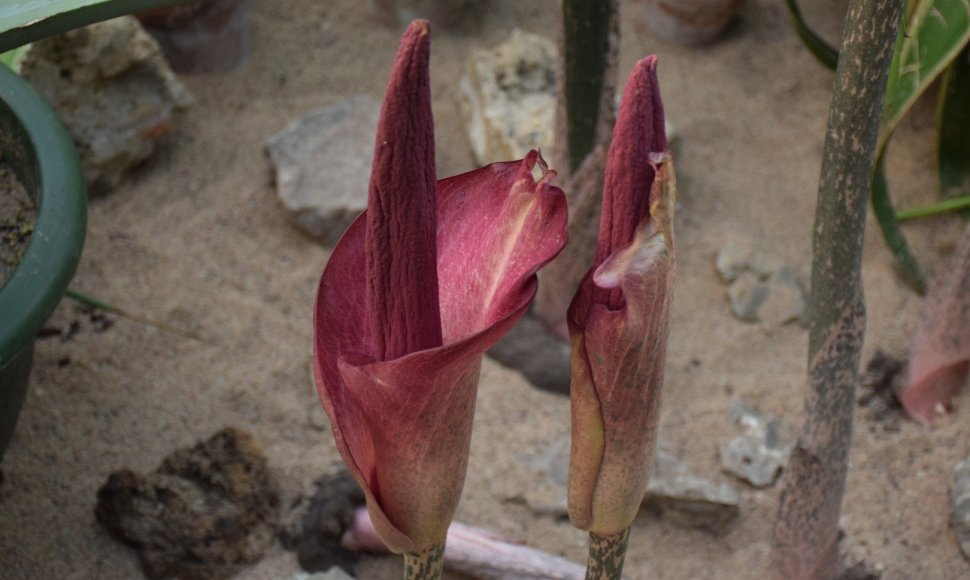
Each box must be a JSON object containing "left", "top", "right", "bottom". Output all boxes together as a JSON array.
[
  {"left": 312, "top": 20, "right": 568, "bottom": 578},
  {"left": 567, "top": 56, "right": 676, "bottom": 578}
]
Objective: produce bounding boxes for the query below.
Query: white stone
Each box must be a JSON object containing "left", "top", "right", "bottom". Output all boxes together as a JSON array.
[
  {"left": 19, "top": 16, "right": 192, "bottom": 194},
  {"left": 266, "top": 96, "right": 380, "bottom": 246},
  {"left": 458, "top": 29, "right": 556, "bottom": 165}
]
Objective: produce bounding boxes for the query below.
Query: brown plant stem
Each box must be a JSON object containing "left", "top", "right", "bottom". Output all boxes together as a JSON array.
[
  {"left": 584, "top": 528, "right": 630, "bottom": 580},
  {"left": 536, "top": 0, "right": 619, "bottom": 336},
  {"left": 770, "top": 1, "right": 903, "bottom": 578},
  {"left": 403, "top": 542, "right": 445, "bottom": 580}
]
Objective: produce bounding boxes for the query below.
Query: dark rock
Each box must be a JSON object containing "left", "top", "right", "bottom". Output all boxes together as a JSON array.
[
  {"left": 856, "top": 350, "right": 905, "bottom": 430},
  {"left": 95, "top": 428, "right": 279, "bottom": 580},
  {"left": 280, "top": 470, "right": 363, "bottom": 573},
  {"left": 837, "top": 562, "right": 882, "bottom": 580},
  {"left": 487, "top": 312, "right": 571, "bottom": 395}
]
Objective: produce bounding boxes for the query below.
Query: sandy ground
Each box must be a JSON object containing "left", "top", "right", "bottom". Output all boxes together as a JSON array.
[{"left": 1, "top": 0, "right": 969, "bottom": 578}]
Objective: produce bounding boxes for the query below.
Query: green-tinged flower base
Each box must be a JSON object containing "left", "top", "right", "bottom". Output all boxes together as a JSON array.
[
  {"left": 403, "top": 542, "right": 445, "bottom": 580},
  {"left": 585, "top": 528, "right": 631, "bottom": 580}
]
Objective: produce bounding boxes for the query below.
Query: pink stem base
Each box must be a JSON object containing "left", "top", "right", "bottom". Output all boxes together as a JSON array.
[{"left": 342, "top": 507, "right": 584, "bottom": 579}]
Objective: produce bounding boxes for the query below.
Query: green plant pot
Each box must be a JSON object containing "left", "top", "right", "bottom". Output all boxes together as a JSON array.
[{"left": 0, "top": 63, "right": 86, "bottom": 461}]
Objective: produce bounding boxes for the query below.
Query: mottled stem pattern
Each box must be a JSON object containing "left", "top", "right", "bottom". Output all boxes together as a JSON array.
[
  {"left": 771, "top": 1, "right": 903, "bottom": 579},
  {"left": 584, "top": 528, "right": 630, "bottom": 580},
  {"left": 536, "top": 0, "right": 619, "bottom": 336},
  {"left": 403, "top": 542, "right": 445, "bottom": 580}
]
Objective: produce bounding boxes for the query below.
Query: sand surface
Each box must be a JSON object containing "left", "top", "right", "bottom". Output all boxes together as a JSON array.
[{"left": 2, "top": 0, "right": 969, "bottom": 578}]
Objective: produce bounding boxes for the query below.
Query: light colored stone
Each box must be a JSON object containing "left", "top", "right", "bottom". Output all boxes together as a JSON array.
[
  {"left": 645, "top": 472, "right": 741, "bottom": 532},
  {"left": 952, "top": 455, "right": 970, "bottom": 561},
  {"left": 521, "top": 440, "right": 740, "bottom": 533},
  {"left": 287, "top": 567, "right": 354, "bottom": 580},
  {"left": 644, "top": 447, "right": 741, "bottom": 532},
  {"left": 19, "top": 16, "right": 192, "bottom": 194},
  {"left": 760, "top": 267, "right": 807, "bottom": 326},
  {"left": 266, "top": 96, "right": 380, "bottom": 245},
  {"left": 720, "top": 400, "right": 795, "bottom": 488},
  {"left": 718, "top": 235, "right": 806, "bottom": 325},
  {"left": 458, "top": 29, "right": 556, "bottom": 166},
  {"left": 727, "top": 272, "right": 769, "bottom": 322}
]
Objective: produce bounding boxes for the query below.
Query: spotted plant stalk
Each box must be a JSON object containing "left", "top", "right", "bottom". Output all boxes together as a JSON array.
[
  {"left": 312, "top": 21, "right": 568, "bottom": 580},
  {"left": 567, "top": 57, "right": 675, "bottom": 579},
  {"left": 770, "top": 0, "right": 903, "bottom": 577}
]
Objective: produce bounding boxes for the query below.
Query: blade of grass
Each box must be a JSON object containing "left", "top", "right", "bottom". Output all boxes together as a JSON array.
[
  {"left": 871, "top": 151, "right": 926, "bottom": 293},
  {"left": 938, "top": 44, "right": 970, "bottom": 216},
  {"left": 66, "top": 288, "right": 208, "bottom": 343},
  {"left": 897, "top": 195, "right": 970, "bottom": 220},
  {"left": 783, "top": 0, "right": 839, "bottom": 71},
  {"left": 0, "top": 45, "right": 29, "bottom": 70}
]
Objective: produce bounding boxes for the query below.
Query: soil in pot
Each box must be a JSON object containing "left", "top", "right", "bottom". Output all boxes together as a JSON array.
[{"left": 0, "top": 159, "right": 35, "bottom": 289}]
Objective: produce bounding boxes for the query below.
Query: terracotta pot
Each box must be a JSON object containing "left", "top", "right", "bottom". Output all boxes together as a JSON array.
[
  {"left": 643, "top": 0, "right": 745, "bottom": 45},
  {"left": 0, "top": 64, "right": 87, "bottom": 461},
  {"left": 137, "top": 0, "right": 252, "bottom": 73}
]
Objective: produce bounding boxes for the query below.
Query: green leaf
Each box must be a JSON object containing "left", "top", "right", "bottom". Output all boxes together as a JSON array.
[
  {"left": 938, "top": 44, "right": 970, "bottom": 216},
  {"left": 880, "top": 0, "right": 970, "bottom": 150},
  {"left": 0, "top": 0, "right": 192, "bottom": 53},
  {"left": 562, "top": 0, "right": 615, "bottom": 173},
  {"left": 872, "top": 151, "right": 926, "bottom": 294},
  {"left": 783, "top": 0, "right": 839, "bottom": 71},
  {"left": 0, "top": 45, "right": 30, "bottom": 71},
  {"left": 897, "top": 195, "right": 970, "bottom": 220}
]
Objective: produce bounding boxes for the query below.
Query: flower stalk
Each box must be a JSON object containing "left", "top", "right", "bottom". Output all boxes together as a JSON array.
[
  {"left": 770, "top": 0, "right": 904, "bottom": 577},
  {"left": 566, "top": 56, "right": 675, "bottom": 579},
  {"left": 313, "top": 20, "right": 568, "bottom": 579}
]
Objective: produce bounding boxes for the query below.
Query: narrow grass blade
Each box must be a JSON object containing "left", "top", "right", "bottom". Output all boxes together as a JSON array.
[
  {"left": 938, "top": 45, "right": 970, "bottom": 216},
  {"left": 783, "top": 0, "right": 839, "bottom": 70},
  {"left": 872, "top": 151, "right": 926, "bottom": 293}
]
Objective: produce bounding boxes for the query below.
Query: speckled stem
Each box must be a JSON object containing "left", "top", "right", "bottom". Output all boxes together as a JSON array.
[
  {"left": 404, "top": 542, "right": 445, "bottom": 580},
  {"left": 584, "top": 528, "right": 630, "bottom": 580},
  {"left": 770, "top": 1, "right": 903, "bottom": 579}
]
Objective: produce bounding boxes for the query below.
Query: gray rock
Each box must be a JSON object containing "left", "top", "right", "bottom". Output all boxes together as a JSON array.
[
  {"left": 719, "top": 400, "right": 794, "bottom": 488},
  {"left": 644, "top": 448, "right": 741, "bottom": 533},
  {"left": 19, "top": 16, "right": 192, "bottom": 194},
  {"left": 458, "top": 29, "right": 556, "bottom": 166},
  {"left": 487, "top": 312, "right": 571, "bottom": 394},
  {"left": 288, "top": 567, "right": 354, "bottom": 580},
  {"left": 717, "top": 236, "right": 806, "bottom": 325},
  {"left": 644, "top": 472, "right": 741, "bottom": 533},
  {"left": 266, "top": 96, "right": 380, "bottom": 246},
  {"left": 521, "top": 440, "right": 740, "bottom": 533},
  {"left": 952, "top": 455, "right": 970, "bottom": 561}
]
